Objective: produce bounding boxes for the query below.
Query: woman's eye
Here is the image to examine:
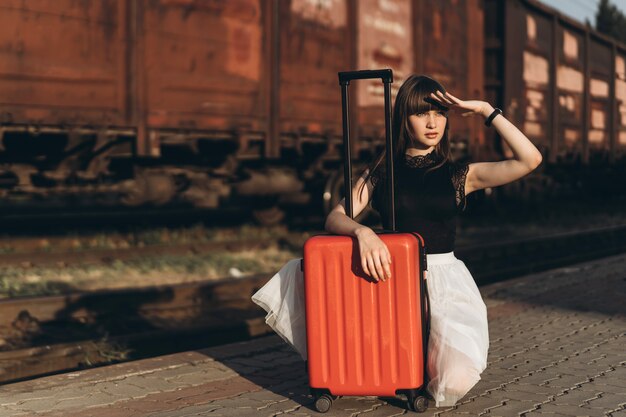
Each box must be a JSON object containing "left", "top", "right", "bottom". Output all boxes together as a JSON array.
[{"left": 416, "top": 111, "right": 445, "bottom": 117}]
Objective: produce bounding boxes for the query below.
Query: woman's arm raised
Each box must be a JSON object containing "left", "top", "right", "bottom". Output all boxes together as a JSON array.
[
  {"left": 324, "top": 171, "right": 391, "bottom": 282},
  {"left": 430, "top": 91, "right": 543, "bottom": 194}
]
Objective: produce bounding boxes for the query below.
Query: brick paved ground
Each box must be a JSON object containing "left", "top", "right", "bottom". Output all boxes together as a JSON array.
[{"left": 0, "top": 253, "right": 624, "bottom": 417}]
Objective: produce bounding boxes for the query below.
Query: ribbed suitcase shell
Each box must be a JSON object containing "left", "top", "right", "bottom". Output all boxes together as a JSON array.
[{"left": 304, "top": 232, "right": 427, "bottom": 397}]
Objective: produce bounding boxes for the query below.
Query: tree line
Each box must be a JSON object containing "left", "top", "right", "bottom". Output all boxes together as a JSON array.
[{"left": 594, "top": 0, "right": 626, "bottom": 45}]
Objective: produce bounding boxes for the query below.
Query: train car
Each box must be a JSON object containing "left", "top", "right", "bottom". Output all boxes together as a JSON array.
[
  {"left": 0, "top": 0, "right": 624, "bottom": 223},
  {"left": 485, "top": 0, "right": 626, "bottom": 200},
  {"left": 0, "top": 0, "right": 482, "bottom": 223}
]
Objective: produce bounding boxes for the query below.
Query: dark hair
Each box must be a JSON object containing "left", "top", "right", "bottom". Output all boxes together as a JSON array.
[{"left": 357, "top": 74, "right": 451, "bottom": 200}]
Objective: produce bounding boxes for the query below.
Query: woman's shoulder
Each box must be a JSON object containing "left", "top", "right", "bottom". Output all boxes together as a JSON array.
[{"left": 367, "top": 163, "right": 386, "bottom": 187}]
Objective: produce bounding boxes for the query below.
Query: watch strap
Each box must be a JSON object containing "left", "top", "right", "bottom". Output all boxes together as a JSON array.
[{"left": 484, "top": 108, "right": 502, "bottom": 127}]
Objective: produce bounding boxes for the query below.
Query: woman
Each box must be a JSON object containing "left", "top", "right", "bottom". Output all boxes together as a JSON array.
[{"left": 252, "top": 74, "right": 542, "bottom": 407}]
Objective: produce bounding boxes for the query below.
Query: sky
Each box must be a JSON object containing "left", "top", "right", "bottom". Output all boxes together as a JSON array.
[{"left": 538, "top": 0, "right": 626, "bottom": 25}]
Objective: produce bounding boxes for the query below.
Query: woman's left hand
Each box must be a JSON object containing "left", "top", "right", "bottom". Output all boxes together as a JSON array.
[
  {"left": 430, "top": 89, "right": 543, "bottom": 196},
  {"left": 429, "top": 90, "right": 494, "bottom": 118}
]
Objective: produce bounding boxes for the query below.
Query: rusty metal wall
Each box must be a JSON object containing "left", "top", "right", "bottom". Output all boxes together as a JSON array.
[
  {"left": 279, "top": 0, "right": 348, "bottom": 135},
  {"left": 0, "top": 0, "right": 127, "bottom": 127},
  {"left": 351, "top": 0, "right": 413, "bottom": 157},
  {"left": 617, "top": 52, "right": 626, "bottom": 148},
  {"left": 139, "top": 0, "right": 267, "bottom": 155},
  {"left": 356, "top": 0, "right": 412, "bottom": 110},
  {"left": 141, "top": 0, "right": 265, "bottom": 128},
  {"left": 521, "top": 7, "right": 553, "bottom": 153},
  {"left": 556, "top": 25, "right": 584, "bottom": 157},
  {"left": 484, "top": 0, "right": 505, "bottom": 160},
  {"left": 588, "top": 37, "right": 612, "bottom": 155}
]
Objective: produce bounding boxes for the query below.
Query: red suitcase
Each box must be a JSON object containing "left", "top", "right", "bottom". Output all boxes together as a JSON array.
[{"left": 303, "top": 69, "right": 430, "bottom": 413}]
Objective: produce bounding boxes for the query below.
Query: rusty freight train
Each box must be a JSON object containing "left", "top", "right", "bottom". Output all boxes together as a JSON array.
[{"left": 0, "top": 0, "right": 624, "bottom": 224}]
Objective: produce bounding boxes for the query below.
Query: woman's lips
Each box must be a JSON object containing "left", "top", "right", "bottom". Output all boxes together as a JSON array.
[{"left": 425, "top": 133, "right": 438, "bottom": 137}]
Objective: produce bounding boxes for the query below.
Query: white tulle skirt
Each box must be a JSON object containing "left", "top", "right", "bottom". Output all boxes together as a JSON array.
[{"left": 251, "top": 252, "right": 489, "bottom": 407}]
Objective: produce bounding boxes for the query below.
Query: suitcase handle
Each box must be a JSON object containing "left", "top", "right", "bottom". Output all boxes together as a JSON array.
[
  {"left": 338, "top": 68, "right": 396, "bottom": 231},
  {"left": 338, "top": 69, "right": 393, "bottom": 84}
]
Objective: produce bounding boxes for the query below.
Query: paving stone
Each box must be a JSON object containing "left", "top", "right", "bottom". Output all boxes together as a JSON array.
[
  {"left": 590, "top": 382, "right": 626, "bottom": 394},
  {"left": 518, "top": 411, "right": 561, "bottom": 417},
  {"left": 244, "top": 389, "right": 288, "bottom": 404},
  {"left": 0, "top": 410, "right": 31, "bottom": 417},
  {"left": 538, "top": 403, "right": 608, "bottom": 416},
  {"left": 146, "top": 405, "right": 222, "bottom": 417},
  {"left": 203, "top": 405, "right": 264, "bottom": 417},
  {"left": 542, "top": 375, "right": 594, "bottom": 389},
  {"left": 321, "top": 397, "right": 388, "bottom": 416},
  {"left": 355, "top": 401, "right": 410, "bottom": 416},
  {"left": 46, "top": 394, "right": 105, "bottom": 412},
  {"left": 483, "top": 399, "right": 537, "bottom": 416},
  {"left": 0, "top": 392, "right": 57, "bottom": 406},
  {"left": 124, "top": 375, "right": 181, "bottom": 393},
  {"left": 123, "top": 398, "right": 179, "bottom": 413},
  {"left": 549, "top": 389, "right": 601, "bottom": 406},
  {"left": 59, "top": 406, "right": 137, "bottom": 417},
  {"left": 9, "top": 396, "right": 76, "bottom": 413},
  {"left": 201, "top": 335, "right": 284, "bottom": 360},
  {"left": 458, "top": 396, "right": 505, "bottom": 414},
  {"left": 514, "top": 372, "right": 562, "bottom": 387},
  {"left": 595, "top": 375, "right": 626, "bottom": 389},
  {"left": 437, "top": 410, "right": 475, "bottom": 417},
  {"left": 482, "top": 388, "right": 543, "bottom": 403},
  {"left": 97, "top": 380, "right": 154, "bottom": 399},
  {"left": 585, "top": 392, "right": 626, "bottom": 409},
  {"left": 165, "top": 371, "right": 226, "bottom": 388}
]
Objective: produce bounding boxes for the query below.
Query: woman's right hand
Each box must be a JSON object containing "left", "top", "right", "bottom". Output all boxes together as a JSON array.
[{"left": 355, "top": 227, "right": 392, "bottom": 282}]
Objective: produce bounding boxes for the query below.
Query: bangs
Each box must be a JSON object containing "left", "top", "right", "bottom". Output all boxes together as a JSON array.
[{"left": 405, "top": 77, "right": 449, "bottom": 115}]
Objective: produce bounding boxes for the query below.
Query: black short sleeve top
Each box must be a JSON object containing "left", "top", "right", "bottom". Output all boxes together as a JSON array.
[{"left": 369, "top": 150, "right": 469, "bottom": 254}]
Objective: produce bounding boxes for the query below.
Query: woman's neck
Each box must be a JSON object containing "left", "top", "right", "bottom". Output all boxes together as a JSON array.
[{"left": 405, "top": 146, "right": 435, "bottom": 157}]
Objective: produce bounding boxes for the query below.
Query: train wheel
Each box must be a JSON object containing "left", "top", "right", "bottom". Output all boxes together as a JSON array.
[{"left": 121, "top": 172, "right": 176, "bottom": 206}]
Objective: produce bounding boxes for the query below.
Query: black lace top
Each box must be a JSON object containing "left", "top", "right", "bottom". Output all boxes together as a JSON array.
[{"left": 369, "top": 150, "right": 469, "bottom": 254}]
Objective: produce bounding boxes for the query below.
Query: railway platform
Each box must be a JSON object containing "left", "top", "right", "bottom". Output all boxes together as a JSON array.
[{"left": 0, "top": 253, "right": 624, "bottom": 417}]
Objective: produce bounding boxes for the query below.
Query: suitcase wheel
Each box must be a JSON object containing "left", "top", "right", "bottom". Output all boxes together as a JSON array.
[
  {"left": 407, "top": 395, "right": 428, "bottom": 413},
  {"left": 314, "top": 394, "right": 333, "bottom": 413}
]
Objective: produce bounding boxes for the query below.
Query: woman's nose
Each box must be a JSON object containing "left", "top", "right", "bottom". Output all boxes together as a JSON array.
[{"left": 426, "top": 115, "right": 437, "bottom": 127}]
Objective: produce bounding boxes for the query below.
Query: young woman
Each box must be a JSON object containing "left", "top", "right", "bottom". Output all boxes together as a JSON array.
[{"left": 252, "top": 74, "right": 542, "bottom": 407}]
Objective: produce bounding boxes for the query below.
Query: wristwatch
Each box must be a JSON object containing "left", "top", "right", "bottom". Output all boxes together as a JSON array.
[{"left": 484, "top": 108, "right": 502, "bottom": 127}]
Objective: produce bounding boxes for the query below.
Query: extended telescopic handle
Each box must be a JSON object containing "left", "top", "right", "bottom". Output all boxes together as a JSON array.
[
  {"left": 338, "top": 68, "right": 395, "bottom": 231},
  {"left": 338, "top": 69, "right": 393, "bottom": 84}
]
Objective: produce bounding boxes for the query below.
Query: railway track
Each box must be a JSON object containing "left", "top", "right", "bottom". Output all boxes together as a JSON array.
[
  {"left": 0, "top": 205, "right": 323, "bottom": 233},
  {"left": 0, "top": 207, "right": 255, "bottom": 233},
  {"left": 0, "top": 238, "right": 283, "bottom": 269},
  {"left": 2, "top": 224, "right": 626, "bottom": 384}
]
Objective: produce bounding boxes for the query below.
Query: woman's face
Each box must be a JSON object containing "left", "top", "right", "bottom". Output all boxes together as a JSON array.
[{"left": 408, "top": 109, "right": 447, "bottom": 150}]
